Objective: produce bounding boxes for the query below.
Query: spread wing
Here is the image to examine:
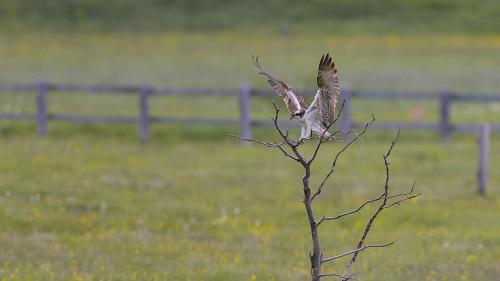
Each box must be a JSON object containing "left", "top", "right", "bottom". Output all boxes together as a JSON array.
[
  {"left": 315, "top": 53, "right": 340, "bottom": 125},
  {"left": 252, "top": 56, "right": 307, "bottom": 115}
]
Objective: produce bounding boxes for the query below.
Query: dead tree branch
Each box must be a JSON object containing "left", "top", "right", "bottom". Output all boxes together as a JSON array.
[
  {"left": 271, "top": 102, "right": 307, "bottom": 165},
  {"left": 317, "top": 195, "right": 383, "bottom": 225},
  {"left": 383, "top": 192, "right": 421, "bottom": 209},
  {"left": 340, "top": 128, "right": 418, "bottom": 278},
  {"left": 322, "top": 242, "right": 394, "bottom": 263},
  {"left": 318, "top": 182, "right": 421, "bottom": 226},
  {"left": 318, "top": 272, "right": 345, "bottom": 279},
  {"left": 230, "top": 99, "right": 419, "bottom": 281},
  {"left": 319, "top": 272, "right": 358, "bottom": 280},
  {"left": 226, "top": 134, "right": 299, "bottom": 161},
  {"left": 265, "top": 101, "right": 321, "bottom": 280},
  {"left": 311, "top": 115, "right": 375, "bottom": 202}
]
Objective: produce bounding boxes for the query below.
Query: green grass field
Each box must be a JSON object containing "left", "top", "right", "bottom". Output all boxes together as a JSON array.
[
  {"left": 0, "top": 129, "right": 498, "bottom": 281},
  {"left": 2, "top": 0, "right": 500, "bottom": 33},
  {"left": 0, "top": 32, "right": 499, "bottom": 280},
  {"left": 1, "top": 33, "right": 500, "bottom": 128},
  {"left": 2, "top": 33, "right": 500, "bottom": 92}
]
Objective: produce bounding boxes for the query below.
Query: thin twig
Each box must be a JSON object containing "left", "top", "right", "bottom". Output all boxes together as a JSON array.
[
  {"left": 383, "top": 193, "right": 422, "bottom": 209},
  {"left": 317, "top": 195, "right": 383, "bottom": 226},
  {"left": 226, "top": 134, "right": 283, "bottom": 147},
  {"left": 387, "top": 181, "right": 416, "bottom": 199},
  {"left": 226, "top": 134, "right": 299, "bottom": 161},
  {"left": 272, "top": 101, "right": 307, "bottom": 166},
  {"left": 343, "top": 129, "right": 400, "bottom": 276},
  {"left": 318, "top": 273, "right": 344, "bottom": 278},
  {"left": 311, "top": 115, "right": 375, "bottom": 202},
  {"left": 320, "top": 272, "right": 358, "bottom": 281},
  {"left": 322, "top": 242, "right": 394, "bottom": 263},
  {"left": 318, "top": 182, "right": 420, "bottom": 226}
]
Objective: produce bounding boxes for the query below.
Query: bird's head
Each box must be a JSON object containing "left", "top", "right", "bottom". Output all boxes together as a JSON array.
[{"left": 290, "top": 110, "right": 306, "bottom": 120}]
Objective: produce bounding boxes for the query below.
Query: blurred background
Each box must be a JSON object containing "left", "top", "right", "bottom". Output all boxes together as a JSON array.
[{"left": 0, "top": 1, "right": 498, "bottom": 280}]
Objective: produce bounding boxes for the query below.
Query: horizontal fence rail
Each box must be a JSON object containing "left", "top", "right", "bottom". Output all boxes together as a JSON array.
[{"left": 0, "top": 82, "right": 499, "bottom": 141}]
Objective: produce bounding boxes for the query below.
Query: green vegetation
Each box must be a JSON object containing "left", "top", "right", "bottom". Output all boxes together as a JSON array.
[
  {"left": 1, "top": 33, "right": 500, "bottom": 125},
  {"left": 1, "top": 0, "right": 500, "bottom": 33},
  {"left": 0, "top": 127, "right": 498, "bottom": 280},
  {"left": 2, "top": 33, "right": 500, "bottom": 92},
  {"left": 0, "top": 22, "right": 499, "bottom": 281}
]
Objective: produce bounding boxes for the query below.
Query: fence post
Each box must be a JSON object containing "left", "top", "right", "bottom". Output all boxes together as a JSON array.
[
  {"left": 36, "top": 82, "right": 48, "bottom": 135},
  {"left": 239, "top": 83, "right": 252, "bottom": 143},
  {"left": 439, "top": 90, "right": 452, "bottom": 141},
  {"left": 138, "top": 85, "right": 151, "bottom": 141},
  {"left": 341, "top": 87, "right": 352, "bottom": 136},
  {"left": 477, "top": 124, "right": 490, "bottom": 194}
]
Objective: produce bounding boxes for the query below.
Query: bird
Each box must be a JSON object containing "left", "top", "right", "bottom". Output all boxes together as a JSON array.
[{"left": 252, "top": 53, "right": 341, "bottom": 142}]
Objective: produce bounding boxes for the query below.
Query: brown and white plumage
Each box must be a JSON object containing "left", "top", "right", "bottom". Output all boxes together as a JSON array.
[
  {"left": 253, "top": 53, "right": 341, "bottom": 141},
  {"left": 315, "top": 53, "right": 340, "bottom": 126},
  {"left": 252, "top": 56, "right": 308, "bottom": 116}
]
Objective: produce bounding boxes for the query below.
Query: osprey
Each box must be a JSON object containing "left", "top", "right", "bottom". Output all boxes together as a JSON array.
[{"left": 253, "top": 53, "right": 341, "bottom": 141}]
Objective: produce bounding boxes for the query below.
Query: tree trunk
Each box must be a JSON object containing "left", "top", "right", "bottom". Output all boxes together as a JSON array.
[{"left": 303, "top": 167, "right": 321, "bottom": 281}]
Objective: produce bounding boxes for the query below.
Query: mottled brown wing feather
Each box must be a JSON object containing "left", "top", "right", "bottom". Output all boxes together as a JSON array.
[
  {"left": 252, "top": 56, "right": 307, "bottom": 115},
  {"left": 316, "top": 53, "right": 340, "bottom": 125}
]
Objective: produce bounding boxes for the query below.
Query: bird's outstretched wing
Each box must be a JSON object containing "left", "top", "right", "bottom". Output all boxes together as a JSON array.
[
  {"left": 252, "top": 56, "right": 307, "bottom": 115},
  {"left": 314, "top": 53, "right": 340, "bottom": 125}
]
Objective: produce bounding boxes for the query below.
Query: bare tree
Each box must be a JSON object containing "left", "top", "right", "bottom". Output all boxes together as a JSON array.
[{"left": 229, "top": 101, "right": 421, "bottom": 281}]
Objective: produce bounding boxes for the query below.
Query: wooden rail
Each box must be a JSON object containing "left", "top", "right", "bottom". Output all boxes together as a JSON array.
[
  {"left": 0, "top": 82, "right": 494, "bottom": 193},
  {"left": 0, "top": 83, "right": 499, "bottom": 141}
]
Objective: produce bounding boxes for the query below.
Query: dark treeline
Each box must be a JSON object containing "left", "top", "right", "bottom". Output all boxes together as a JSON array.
[{"left": 0, "top": 0, "right": 499, "bottom": 32}]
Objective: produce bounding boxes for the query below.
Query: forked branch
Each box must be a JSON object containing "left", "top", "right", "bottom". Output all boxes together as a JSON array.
[
  {"left": 341, "top": 128, "right": 419, "bottom": 278},
  {"left": 311, "top": 115, "right": 375, "bottom": 202},
  {"left": 229, "top": 100, "right": 419, "bottom": 281},
  {"left": 318, "top": 182, "right": 421, "bottom": 225},
  {"left": 322, "top": 242, "right": 394, "bottom": 264},
  {"left": 271, "top": 102, "right": 307, "bottom": 166},
  {"left": 226, "top": 134, "right": 299, "bottom": 161},
  {"left": 319, "top": 272, "right": 357, "bottom": 280}
]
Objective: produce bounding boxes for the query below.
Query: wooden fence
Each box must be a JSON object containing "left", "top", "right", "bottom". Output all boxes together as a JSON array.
[
  {"left": 0, "top": 82, "right": 499, "bottom": 141},
  {"left": 0, "top": 82, "right": 496, "bottom": 193}
]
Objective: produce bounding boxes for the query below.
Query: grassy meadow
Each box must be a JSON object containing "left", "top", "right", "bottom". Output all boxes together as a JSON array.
[{"left": 0, "top": 32, "right": 499, "bottom": 281}]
